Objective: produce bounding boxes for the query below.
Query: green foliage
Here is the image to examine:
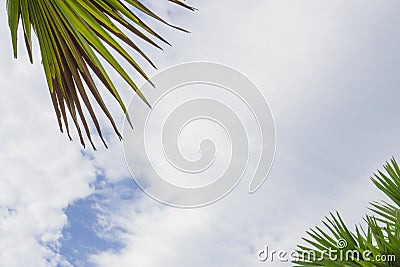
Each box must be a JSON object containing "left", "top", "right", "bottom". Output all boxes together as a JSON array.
[
  {"left": 295, "top": 158, "right": 400, "bottom": 266},
  {"left": 6, "top": 0, "right": 193, "bottom": 149}
]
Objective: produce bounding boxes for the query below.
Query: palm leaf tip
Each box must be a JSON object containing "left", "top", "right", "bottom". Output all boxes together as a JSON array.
[
  {"left": 7, "top": 0, "right": 195, "bottom": 149},
  {"left": 168, "top": 0, "right": 198, "bottom": 11}
]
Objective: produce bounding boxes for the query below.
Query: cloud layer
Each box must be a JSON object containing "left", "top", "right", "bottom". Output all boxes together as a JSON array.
[{"left": 1, "top": 1, "right": 400, "bottom": 267}]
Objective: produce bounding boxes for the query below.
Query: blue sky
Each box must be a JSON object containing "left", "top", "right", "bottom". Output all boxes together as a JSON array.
[
  {"left": 1, "top": 1, "right": 400, "bottom": 266},
  {"left": 60, "top": 176, "right": 128, "bottom": 267}
]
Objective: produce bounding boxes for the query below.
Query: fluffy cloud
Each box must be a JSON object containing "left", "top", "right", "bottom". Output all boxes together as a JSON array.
[
  {"left": 0, "top": 9, "right": 97, "bottom": 267},
  {"left": 2, "top": 0, "right": 400, "bottom": 267},
  {"left": 88, "top": 1, "right": 400, "bottom": 267}
]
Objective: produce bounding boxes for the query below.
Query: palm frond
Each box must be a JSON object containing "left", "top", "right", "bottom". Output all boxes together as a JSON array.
[
  {"left": 371, "top": 158, "right": 400, "bottom": 207},
  {"left": 295, "top": 159, "right": 400, "bottom": 266},
  {"left": 6, "top": 0, "right": 194, "bottom": 149}
]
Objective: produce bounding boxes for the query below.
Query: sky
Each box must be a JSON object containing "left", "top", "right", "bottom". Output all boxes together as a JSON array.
[{"left": 1, "top": 0, "right": 400, "bottom": 266}]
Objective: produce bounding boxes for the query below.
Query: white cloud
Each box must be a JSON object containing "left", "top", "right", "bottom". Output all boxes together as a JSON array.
[
  {"left": 1, "top": 0, "right": 400, "bottom": 267},
  {"left": 0, "top": 8, "right": 98, "bottom": 267},
  {"left": 89, "top": 1, "right": 400, "bottom": 267}
]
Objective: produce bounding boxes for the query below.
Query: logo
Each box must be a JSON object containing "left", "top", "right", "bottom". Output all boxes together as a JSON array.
[{"left": 123, "top": 62, "right": 276, "bottom": 208}]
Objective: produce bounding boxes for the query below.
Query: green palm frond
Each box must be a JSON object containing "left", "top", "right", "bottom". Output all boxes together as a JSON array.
[
  {"left": 295, "top": 159, "right": 400, "bottom": 266},
  {"left": 371, "top": 158, "right": 400, "bottom": 208},
  {"left": 6, "top": 0, "right": 193, "bottom": 149}
]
